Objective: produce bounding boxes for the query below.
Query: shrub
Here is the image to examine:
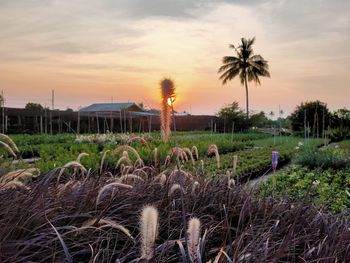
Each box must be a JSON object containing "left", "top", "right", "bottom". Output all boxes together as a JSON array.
[{"left": 294, "top": 146, "right": 349, "bottom": 170}]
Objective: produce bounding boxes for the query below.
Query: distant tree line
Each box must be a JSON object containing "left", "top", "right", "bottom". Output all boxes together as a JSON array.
[{"left": 217, "top": 100, "right": 350, "bottom": 141}]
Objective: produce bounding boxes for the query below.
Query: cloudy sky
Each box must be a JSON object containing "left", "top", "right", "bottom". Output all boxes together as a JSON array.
[{"left": 0, "top": 0, "right": 349, "bottom": 115}]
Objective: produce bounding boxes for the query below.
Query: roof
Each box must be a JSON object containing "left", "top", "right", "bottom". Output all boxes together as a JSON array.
[{"left": 80, "top": 102, "right": 144, "bottom": 112}]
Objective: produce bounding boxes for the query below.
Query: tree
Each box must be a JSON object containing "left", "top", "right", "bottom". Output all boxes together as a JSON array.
[
  {"left": 217, "top": 102, "right": 249, "bottom": 131},
  {"left": 249, "top": 111, "right": 269, "bottom": 128},
  {"left": 332, "top": 108, "right": 350, "bottom": 128},
  {"left": 218, "top": 37, "right": 270, "bottom": 118},
  {"left": 25, "top": 102, "right": 44, "bottom": 111},
  {"left": 290, "top": 101, "right": 330, "bottom": 137}
]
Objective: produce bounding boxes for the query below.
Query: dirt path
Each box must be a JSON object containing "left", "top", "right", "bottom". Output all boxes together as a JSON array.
[{"left": 246, "top": 163, "right": 290, "bottom": 188}]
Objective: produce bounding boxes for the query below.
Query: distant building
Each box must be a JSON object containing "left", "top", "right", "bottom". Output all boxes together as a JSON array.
[{"left": 79, "top": 102, "right": 157, "bottom": 117}]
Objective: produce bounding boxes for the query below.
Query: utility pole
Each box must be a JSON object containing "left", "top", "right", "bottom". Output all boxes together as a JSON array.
[
  {"left": 1, "top": 90, "right": 4, "bottom": 134},
  {"left": 77, "top": 106, "right": 81, "bottom": 134},
  {"left": 50, "top": 90, "right": 54, "bottom": 135}
]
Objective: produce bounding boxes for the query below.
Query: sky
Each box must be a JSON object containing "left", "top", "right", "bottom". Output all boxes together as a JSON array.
[{"left": 0, "top": 0, "right": 349, "bottom": 115}]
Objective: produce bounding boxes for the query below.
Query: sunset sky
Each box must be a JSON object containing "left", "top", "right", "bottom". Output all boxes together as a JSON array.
[{"left": 0, "top": 0, "right": 349, "bottom": 115}]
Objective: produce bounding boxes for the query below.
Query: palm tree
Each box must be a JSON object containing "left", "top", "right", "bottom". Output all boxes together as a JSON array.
[{"left": 218, "top": 37, "right": 270, "bottom": 118}]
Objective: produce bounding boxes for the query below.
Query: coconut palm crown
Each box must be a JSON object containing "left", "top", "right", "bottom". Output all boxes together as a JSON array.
[{"left": 218, "top": 37, "right": 270, "bottom": 118}]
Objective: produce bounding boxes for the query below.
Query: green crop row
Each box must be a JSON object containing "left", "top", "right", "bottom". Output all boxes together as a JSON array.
[{"left": 260, "top": 165, "right": 350, "bottom": 213}]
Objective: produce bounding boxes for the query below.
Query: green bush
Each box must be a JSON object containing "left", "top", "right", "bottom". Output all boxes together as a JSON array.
[
  {"left": 260, "top": 166, "right": 350, "bottom": 213},
  {"left": 294, "top": 147, "right": 349, "bottom": 170}
]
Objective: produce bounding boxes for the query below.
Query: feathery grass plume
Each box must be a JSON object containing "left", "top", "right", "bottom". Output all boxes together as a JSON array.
[
  {"left": 159, "top": 173, "right": 167, "bottom": 186},
  {"left": 57, "top": 161, "right": 87, "bottom": 184},
  {"left": 116, "top": 156, "right": 132, "bottom": 169},
  {"left": 183, "top": 147, "right": 195, "bottom": 166},
  {"left": 133, "top": 168, "right": 148, "bottom": 180},
  {"left": 0, "top": 181, "right": 29, "bottom": 192},
  {"left": 164, "top": 155, "right": 171, "bottom": 167},
  {"left": 152, "top": 173, "right": 167, "bottom": 185},
  {"left": 100, "top": 150, "right": 110, "bottom": 174},
  {"left": 118, "top": 174, "right": 144, "bottom": 183},
  {"left": 96, "top": 182, "right": 133, "bottom": 205},
  {"left": 187, "top": 217, "right": 201, "bottom": 262},
  {"left": 127, "top": 136, "right": 150, "bottom": 149},
  {"left": 80, "top": 218, "right": 134, "bottom": 240},
  {"left": 134, "top": 158, "right": 145, "bottom": 168},
  {"left": 0, "top": 168, "right": 39, "bottom": 183},
  {"left": 191, "top": 181, "right": 200, "bottom": 194},
  {"left": 191, "top": 145, "right": 199, "bottom": 160},
  {"left": 0, "top": 141, "right": 16, "bottom": 158},
  {"left": 112, "top": 145, "right": 142, "bottom": 160},
  {"left": 160, "top": 78, "right": 175, "bottom": 143},
  {"left": 76, "top": 152, "right": 89, "bottom": 163},
  {"left": 228, "top": 179, "right": 236, "bottom": 188},
  {"left": 140, "top": 205, "right": 159, "bottom": 260},
  {"left": 57, "top": 181, "right": 81, "bottom": 197},
  {"left": 208, "top": 144, "right": 220, "bottom": 169},
  {"left": 168, "top": 183, "right": 185, "bottom": 197},
  {"left": 232, "top": 155, "right": 238, "bottom": 175},
  {"left": 154, "top": 147, "right": 159, "bottom": 167},
  {"left": 200, "top": 160, "right": 204, "bottom": 174},
  {"left": 122, "top": 150, "right": 129, "bottom": 158},
  {"left": 0, "top": 133, "right": 19, "bottom": 152}
]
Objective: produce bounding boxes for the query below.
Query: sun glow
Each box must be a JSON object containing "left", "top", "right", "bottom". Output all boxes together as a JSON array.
[{"left": 167, "top": 96, "right": 176, "bottom": 107}]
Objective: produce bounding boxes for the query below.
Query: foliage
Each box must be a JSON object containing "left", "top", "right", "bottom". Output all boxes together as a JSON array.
[
  {"left": 218, "top": 37, "right": 270, "bottom": 117},
  {"left": 24, "top": 102, "right": 44, "bottom": 111},
  {"left": 290, "top": 101, "right": 330, "bottom": 136},
  {"left": 260, "top": 166, "right": 350, "bottom": 213},
  {"left": 1, "top": 171, "right": 349, "bottom": 262},
  {"left": 294, "top": 146, "right": 350, "bottom": 170},
  {"left": 329, "top": 127, "right": 350, "bottom": 142},
  {"left": 216, "top": 102, "right": 249, "bottom": 131}
]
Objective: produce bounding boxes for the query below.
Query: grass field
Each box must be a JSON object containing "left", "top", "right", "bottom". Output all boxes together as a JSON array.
[{"left": 1, "top": 132, "right": 350, "bottom": 262}]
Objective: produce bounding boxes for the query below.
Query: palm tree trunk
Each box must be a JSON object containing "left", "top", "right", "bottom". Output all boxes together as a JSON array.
[{"left": 244, "top": 75, "right": 249, "bottom": 119}]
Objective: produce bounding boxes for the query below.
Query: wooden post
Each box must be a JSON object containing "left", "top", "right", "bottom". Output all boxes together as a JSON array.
[
  {"left": 231, "top": 121, "right": 235, "bottom": 141},
  {"left": 96, "top": 112, "right": 100, "bottom": 134},
  {"left": 40, "top": 113, "right": 43, "bottom": 134},
  {"left": 119, "top": 111, "right": 123, "bottom": 133},
  {"left": 77, "top": 109, "right": 80, "bottom": 134}
]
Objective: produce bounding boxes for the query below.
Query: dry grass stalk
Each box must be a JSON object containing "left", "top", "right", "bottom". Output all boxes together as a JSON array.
[
  {"left": 116, "top": 156, "right": 132, "bottom": 169},
  {"left": 208, "top": 144, "right": 220, "bottom": 169},
  {"left": 0, "top": 133, "right": 19, "bottom": 152},
  {"left": 57, "top": 161, "right": 87, "bottom": 184},
  {"left": 232, "top": 155, "right": 238, "bottom": 175},
  {"left": 0, "top": 141, "right": 16, "bottom": 158},
  {"left": 154, "top": 147, "right": 159, "bottom": 167},
  {"left": 191, "top": 145, "right": 199, "bottom": 160},
  {"left": 140, "top": 205, "right": 159, "bottom": 260},
  {"left": 168, "top": 183, "right": 184, "bottom": 197},
  {"left": 183, "top": 147, "right": 195, "bottom": 166},
  {"left": 0, "top": 168, "right": 39, "bottom": 183},
  {"left": 118, "top": 174, "right": 144, "bottom": 183},
  {"left": 76, "top": 152, "right": 89, "bottom": 163},
  {"left": 96, "top": 182, "right": 133, "bottom": 205},
  {"left": 0, "top": 181, "right": 29, "bottom": 192},
  {"left": 191, "top": 181, "right": 200, "bottom": 194},
  {"left": 164, "top": 155, "right": 171, "bottom": 167},
  {"left": 127, "top": 136, "right": 150, "bottom": 149},
  {"left": 100, "top": 150, "right": 110, "bottom": 174},
  {"left": 134, "top": 158, "right": 145, "bottom": 168},
  {"left": 112, "top": 145, "right": 142, "bottom": 160},
  {"left": 80, "top": 218, "right": 133, "bottom": 240},
  {"left": 228, "top": 179, "right": 236, "bottom": 188},
  {"left": 187, "top": 217, "right": 201, "bottom": 262},
  {"left": 153, "top": 173, "right": 167, "bottom": 186}
]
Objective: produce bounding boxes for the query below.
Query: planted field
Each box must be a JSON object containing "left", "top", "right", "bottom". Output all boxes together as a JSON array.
[{"left": 1, "top": 132, "right": 349, "bottom": 262}]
